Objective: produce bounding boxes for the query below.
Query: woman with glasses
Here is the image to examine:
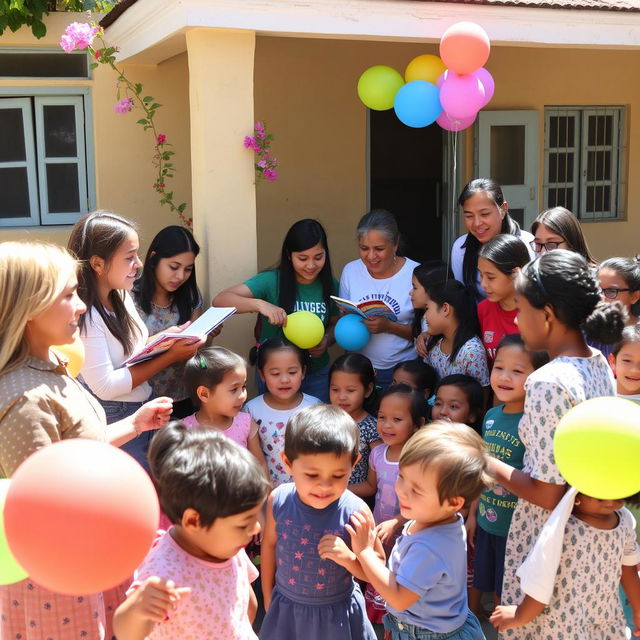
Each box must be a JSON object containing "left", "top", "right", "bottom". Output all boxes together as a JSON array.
[
  {"left": 530, "top": 207, "right": 597, "bottom": 264},
  {"left": 451, "top": 178, "right": 535, "bottom": 301},
  {"left": 593, "top": 257, "right": 640, "bottom": 358}
]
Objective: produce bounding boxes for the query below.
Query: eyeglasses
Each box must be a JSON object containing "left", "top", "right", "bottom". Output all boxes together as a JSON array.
[
  {"left": 602, "top": 287, "right": 632, "bottom": 300},
  {"left": 530, "top": 240, "right": 565, "bottom": 253}
]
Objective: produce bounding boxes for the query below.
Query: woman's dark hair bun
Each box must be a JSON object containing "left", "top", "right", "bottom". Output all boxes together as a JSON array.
[{"left": 581, "top": 300, "right": 628, "bottom": 345}]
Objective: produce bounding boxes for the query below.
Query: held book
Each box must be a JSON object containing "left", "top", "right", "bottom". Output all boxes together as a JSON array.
[
  {"left": 330, "top": 296, "right": 394, "bottom": 320},
  {"left": 124, "top": 306, "right": 236, "bottom": 365}
]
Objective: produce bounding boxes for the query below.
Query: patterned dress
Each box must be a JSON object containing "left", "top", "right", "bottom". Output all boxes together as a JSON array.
[
  {"left": 426, "top": 336, "right": 490, "bottom": 387},
  {"left": 500, "top": 351, "right": 616, "bottom": 640},
  {"left": 259, "top": 484, "right": 376, "bottom": 640},
  {"left": 510, "top": 509, "right": 640, "bottom": 639},
  {"left": 349, "top": 414, "right": 380, "bottom": 484}
]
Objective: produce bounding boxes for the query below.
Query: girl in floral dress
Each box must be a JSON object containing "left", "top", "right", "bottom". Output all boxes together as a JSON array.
[
  {"left": 486, "top": 250, "right": 626, "bottom": 639},
  {"left": 134, "top": 225, "right": 205, "bottom": 418}
]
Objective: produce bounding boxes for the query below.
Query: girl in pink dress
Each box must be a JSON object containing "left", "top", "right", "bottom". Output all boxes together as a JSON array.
[{"left": 182, "top": 346, "right": 267, "bottom": 474}]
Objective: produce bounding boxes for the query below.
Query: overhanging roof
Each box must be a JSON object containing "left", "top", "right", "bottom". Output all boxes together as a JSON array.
[{"left": 102, "top": 0, "right": 640, "bottom": 64}]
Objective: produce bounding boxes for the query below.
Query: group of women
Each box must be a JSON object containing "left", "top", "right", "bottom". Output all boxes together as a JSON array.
[{"left": 0, "top": 175, "right": 635, "bottom": 639}]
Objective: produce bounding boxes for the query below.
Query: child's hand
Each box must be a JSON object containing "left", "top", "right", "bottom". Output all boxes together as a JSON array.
[
  {"left": 490, "top": 605, "right": 520, "bottom": 631},
  {"left": 317, "top": 534, "right": 356, "bottom": 567},
  {"left": 464, "top": 516, "right": 477, "bottom": 549},
  {"left": 415, "top": 331, "right": 429, "bottom": 358},
  {"left": 632, "top": 607, "right": 640, "bottom": 637},
  {"left": 375, "top": 518, "right": 400, "bottom": 545},
  {"left": 345, "top": 510, "right": 377, "bottom": 556},
  {"left": 131, "top": 576, "right": 191, "bottom": 623}
]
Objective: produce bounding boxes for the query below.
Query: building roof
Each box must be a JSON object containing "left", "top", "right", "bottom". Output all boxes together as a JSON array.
[{"left": 100, "top": 0, "right": 640, "bottom": 29}]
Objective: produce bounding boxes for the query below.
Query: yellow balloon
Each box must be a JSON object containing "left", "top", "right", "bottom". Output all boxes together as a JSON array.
[
  {"left": 554, "top": 396, "right": 640, "bottom": 499},
  {"left": 52, "top": 333, "right": 85, "bottom": 378},
  {"left": 283, "top": 311, "right": 325, "bottom": 350},
  {"left": 405, "top": 54, "right": 446, "bottom": 84}
]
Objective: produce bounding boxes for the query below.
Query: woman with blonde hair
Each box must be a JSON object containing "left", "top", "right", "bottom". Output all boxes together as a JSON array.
[{"left": 0, "top": 241, "right": 172, "bottom": 640}]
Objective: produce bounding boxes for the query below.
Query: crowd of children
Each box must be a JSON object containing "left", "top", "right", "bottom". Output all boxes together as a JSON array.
[{"left": 4, "top": 181, "right": 640, "bottom": 640}]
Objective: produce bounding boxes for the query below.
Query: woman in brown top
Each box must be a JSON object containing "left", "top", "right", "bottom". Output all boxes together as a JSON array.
[{"left": 0, "top": 241, "right": 172, "bottom": 639}]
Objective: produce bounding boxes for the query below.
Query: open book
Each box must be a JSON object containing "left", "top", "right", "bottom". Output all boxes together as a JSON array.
[
  {"left": 330, "top": 296, "right": 395, "bottom": 320},
  {"left": 124, "top": 306, "right": 236, "bottom": 365}
]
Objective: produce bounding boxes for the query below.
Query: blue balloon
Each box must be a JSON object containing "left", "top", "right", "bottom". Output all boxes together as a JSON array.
[
  {"left": 393, "top": 80, "right": 442, "bottom": 128},
  {"left": 335, "top": 314, "right": 371, "bottom": 351}
]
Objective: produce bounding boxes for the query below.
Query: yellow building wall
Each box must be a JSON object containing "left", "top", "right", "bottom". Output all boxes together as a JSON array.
[
  {"left": 0, "top": 13, "right": 191, "bottom": 254},
  {"left": 254, "top": 36, "right": 640, "bottom": 269}
]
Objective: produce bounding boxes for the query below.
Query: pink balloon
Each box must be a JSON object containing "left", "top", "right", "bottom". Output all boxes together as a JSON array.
[
  {"left": 439, "top": 21, "right": 490, "bottom": 75},
  {"left": 437, "top": 111, "right": 477, "bottom": 132},
  {"left": 473, "top": 67, "right": 494, "bottom": 106},
  {"left": 439, "top": 71, "right": 485, "bottom": 119},
  {"left": 436, "top": 70, "right": 448, "bottom": 88}
]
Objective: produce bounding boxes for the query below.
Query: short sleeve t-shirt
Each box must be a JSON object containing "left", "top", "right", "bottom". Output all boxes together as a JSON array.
[
  {"left": 477, "top": 299, "right": 519, "bottom": 362},
  {"left": 478, "top": 405, "right": 525, "bottom": 537},
  {"left": 339, "top": 258, "right": 418, "bottom": 370},
  {"left": 387, "top": 516, "right": 469, "bottom": 633},
  {"left": 244, "top": 269, "right": 338, "bottom": 372},
  {"left": 128, "top": 531, "right": 258, "bottom": 640},
  {"left": 244, "top": 393, "right": 320, "bottom": 486}
]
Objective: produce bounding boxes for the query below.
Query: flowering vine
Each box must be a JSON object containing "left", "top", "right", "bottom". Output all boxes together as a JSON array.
[
  {"left": 60, "top": 22, "right": 191, "bottom": 228},
  {"left": 244, "top": 122, "right": 278, "bottom": 182}
]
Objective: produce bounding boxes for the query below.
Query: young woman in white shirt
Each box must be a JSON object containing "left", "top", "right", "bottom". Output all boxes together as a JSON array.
[{"left": 68, "top": 211, "right": 203, "bottom": 469}]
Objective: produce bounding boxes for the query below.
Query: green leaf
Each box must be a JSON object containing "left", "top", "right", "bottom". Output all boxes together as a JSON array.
[
  {"left": 150, "top": 103, "right": 162, "bottom": 110},
  {"left": 31, "top": 18, "right": 46, "bottom": 38},
  {"left": 134, "top": 83, "right": 143, "bottom": 95},
  {"left": 90, "top": 62, "right": 98, "bottom": 70},
  {"left": 143, "top": 96, "right": 153, "bottom": 103},
  {"left": 136, "top": 119, "right": 148, "bottom": 125}
]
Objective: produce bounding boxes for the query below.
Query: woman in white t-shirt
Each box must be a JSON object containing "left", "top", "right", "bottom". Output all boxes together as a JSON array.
[
  {"left": 451, "top": 178, "right": 535, "bottom": 301},
  {"left": 68, "top": 211, "right": 203, "bottom": 470},
  {"left": 339, "top": 210, "right": 418, "bottom": 387}
]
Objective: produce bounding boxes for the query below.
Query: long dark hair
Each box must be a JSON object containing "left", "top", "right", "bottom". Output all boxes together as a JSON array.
[
  {"left": 426, "top": 279, "right": 480, "bottom": 363},
  {"left": 459, "top": 178, "right": 522, "bottom": 299},
  {"left": 517, "top": 250, "right": 626, "bottom": 344},
  {"left": 135, "top": 226, "right": 201, "bottom": 324},
  {"left": 412, "top": 260, "right": 452, "bottom": 337},
  {"left": 329, "top": 353, "right": 379, "bottom": 416},
  {"left": 530, "top": 207, "right": 596, "bottom": 265},
  {"left": 68, "top": 210, "right": 140, "bottom": 355},
  {"left": 277, "top": 219, "right": 334, "bottom": 315}
]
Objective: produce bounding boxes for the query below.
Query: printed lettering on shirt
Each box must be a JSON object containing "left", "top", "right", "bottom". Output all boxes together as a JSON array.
[{"left": 294, "top": 301, "right": 327, "bottom": 322}]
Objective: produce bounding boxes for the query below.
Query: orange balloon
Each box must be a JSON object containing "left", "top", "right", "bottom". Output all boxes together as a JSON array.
[
  {"left": 439, "top": 21, "right": 490, "bottom": 75},
  {"left": 52, "top": 333, "right": 85, "bottom": 377},
  {"left": 404, "top": 54, "right": 446, "bottom": 84},
  {"left": 4, "top": 440, "right": 159, "bottom": 595}
]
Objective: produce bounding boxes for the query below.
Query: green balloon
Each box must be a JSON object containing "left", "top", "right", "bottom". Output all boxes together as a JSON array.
[
  {"left": 357, "top": 65, "right": 404, "bottom": 111},
  {"left": 553, "top": 397, "right": 640, "bottom": 500},
  {"left": 0, "top": 479, "right": 28, "bottom": 585}
]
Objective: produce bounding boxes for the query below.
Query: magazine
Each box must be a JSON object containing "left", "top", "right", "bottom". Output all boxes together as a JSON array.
[
  {"left": 330, "top": 296, "right": 395, "bottom": 320},
  {"left": 124, "top": 306, "right": 236, "bottom": 365}
]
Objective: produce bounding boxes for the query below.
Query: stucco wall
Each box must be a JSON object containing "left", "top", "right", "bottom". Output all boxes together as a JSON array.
[
  {"left": 254, "top": 36, "right": 640, "bottom": 269},
  {"left": 0, "top": 13, "right": 191, "bottom": 255}
]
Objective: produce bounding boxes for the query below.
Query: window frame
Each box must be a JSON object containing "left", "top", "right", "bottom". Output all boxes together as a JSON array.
[
  {"left": 0, "top": 86, "right": 96, "bottom": 228},
  {"left": 543, "top": 105, "right": 626, "bottom": 222}
]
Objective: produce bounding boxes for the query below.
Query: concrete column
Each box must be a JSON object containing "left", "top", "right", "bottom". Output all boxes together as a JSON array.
[{"left": 186, "top": 28, "right": 257, "bottom": 356}]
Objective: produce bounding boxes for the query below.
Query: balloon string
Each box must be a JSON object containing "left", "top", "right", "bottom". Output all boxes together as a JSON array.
[{"left": 447, "top": 130, "right": 458, "bottom": 282}]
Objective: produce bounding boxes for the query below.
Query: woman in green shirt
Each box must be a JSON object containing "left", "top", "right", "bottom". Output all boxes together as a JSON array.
[{"left": 213, "top": 219, "right": 338, "bottom": 400}]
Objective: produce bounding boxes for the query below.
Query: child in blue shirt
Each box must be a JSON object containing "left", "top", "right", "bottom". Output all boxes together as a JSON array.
[{"left": 346, "top": 421, "right": 490, "bottom": 640}]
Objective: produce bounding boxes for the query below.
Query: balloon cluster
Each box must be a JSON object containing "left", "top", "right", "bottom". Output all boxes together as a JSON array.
[{"left": 357, "top": 22, "right": 494, "bottom": 131}]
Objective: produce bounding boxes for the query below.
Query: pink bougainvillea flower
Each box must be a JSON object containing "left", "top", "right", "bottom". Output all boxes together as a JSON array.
[
  {"left": 257, "top": 160, "right": 267, "bottom": 169},
  {"left": 264, "top": 168, "right": 278, "bottom": 182},
  {"left": 113, "top": 97, "right": 134, "bottom": 114},
  {"left": 255, "top": 121, "right": 266, "bottom": 139},
  {"left": 156, "top": 134, "right": 167, "bottom": 144},
  {"left": 60, "top": 22, "right": 100, "bottom": 53}
]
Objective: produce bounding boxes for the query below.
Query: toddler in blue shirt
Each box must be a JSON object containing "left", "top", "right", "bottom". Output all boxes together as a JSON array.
[{"left": 347, "top": 420, "right": 490, "bottom": 640}]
